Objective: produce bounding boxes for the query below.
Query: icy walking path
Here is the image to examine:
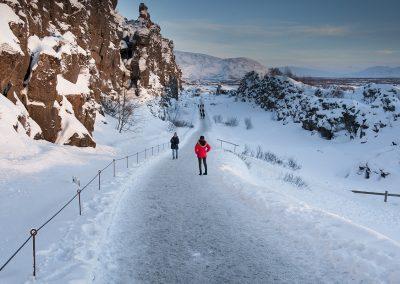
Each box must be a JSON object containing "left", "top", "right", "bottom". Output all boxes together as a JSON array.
[
  {"left": 93, "top": 120, "right": 321, "bottom": 283},
  {"left": 93, "top": 119, "right": 400, "bottom": 283}
]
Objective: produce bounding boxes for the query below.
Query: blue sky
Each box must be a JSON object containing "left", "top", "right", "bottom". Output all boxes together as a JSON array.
[{"left": 117, "top": 0, "right": 400, "bottom": 72}]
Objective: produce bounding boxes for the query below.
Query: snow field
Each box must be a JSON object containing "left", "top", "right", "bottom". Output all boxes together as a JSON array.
[
  {"left": 0, "top": 96, "right": 198, "bottom": 283},
  {"left": 200, "top": 86, "right": 400, "bottom": 282}
]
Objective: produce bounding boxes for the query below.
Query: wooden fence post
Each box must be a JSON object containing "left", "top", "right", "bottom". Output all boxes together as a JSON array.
[
  {"left": 113, "top": 159, "right": 116, "bottom": 177},
  {"left": 126, "top": 156, "right": 129, "bottom": 168},
  {"left": 384, "top": 191, "right": 388, "bottom": 202}
]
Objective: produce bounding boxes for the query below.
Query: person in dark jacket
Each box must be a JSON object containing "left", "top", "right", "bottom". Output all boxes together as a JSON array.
[
  {"left": 194, "top": 136, "right": 211, "bottom": 175},
  {"left": 170, "top": 132, "right": 179, "bottom": 159}
]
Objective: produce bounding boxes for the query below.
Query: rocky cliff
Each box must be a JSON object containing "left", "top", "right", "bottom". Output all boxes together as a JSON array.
[
  {"left": 120, "top": 3, "right": 181, "bottom": 97},
  {"left": 0, "top": 1, "right": 181, "bottom": 147}
]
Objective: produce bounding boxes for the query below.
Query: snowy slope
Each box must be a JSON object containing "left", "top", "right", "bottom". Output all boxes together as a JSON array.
[
  {"left": 175, "top": 50, "right": 266, "bottom": 83},
  {"left": 199, "top": 84, "right": 400, "bottom": 243},
  {"left": 0, "top": 95, "right": 198, "bottom": 283}
]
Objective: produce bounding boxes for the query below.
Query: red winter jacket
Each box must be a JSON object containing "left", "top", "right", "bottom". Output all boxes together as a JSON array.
[{"left": 195, "top": 140, "right": 211, "bottom": 158}]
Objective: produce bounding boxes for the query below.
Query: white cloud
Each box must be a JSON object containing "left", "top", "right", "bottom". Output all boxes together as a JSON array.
[
  {"left": 376, "top": 49, "right": 398, "bottom": 55},
  {"left": 161, "top": 19, "right": 350, "bottom": 38}
]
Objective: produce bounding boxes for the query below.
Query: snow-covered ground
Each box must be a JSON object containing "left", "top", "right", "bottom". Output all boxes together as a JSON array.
[
  {"left": 201, "top": 84, "right": 400, "bottom": 239},
  {"left": 0, "top": 94, "right": 198, "bottom": 283},
  {"left": 1, "top": 85, "right": 400, "bottom": 282}
]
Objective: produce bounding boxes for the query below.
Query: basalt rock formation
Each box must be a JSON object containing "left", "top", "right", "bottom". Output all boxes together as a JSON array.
[
  {"left": 236, "top": 71, "right": 400, "bottom": 141},
  {"left": 0, "top": 1, "right": 181, "bottom": 147},
  {"left": 120, "top": 3, "right": 182, "bottom": 97}
]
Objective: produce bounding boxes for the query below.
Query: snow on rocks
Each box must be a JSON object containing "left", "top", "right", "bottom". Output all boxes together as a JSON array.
[
  {"left": 0, "top": 93, "right": 42, "bottom": 157},
  {"left": 57, "top": 71, "right": 91, "bottom": 96},
  {"left": 0, "top": 3, "right": 24, "bottom": 55},
  {"left": 54, "top": 95, "right": 95, "bottom": 147},
  {"left": 236, "top": 72, "right": 400, "bottom": 141},
  {"left": 120, "top": 3, "right": 182, "bottom": 96}
]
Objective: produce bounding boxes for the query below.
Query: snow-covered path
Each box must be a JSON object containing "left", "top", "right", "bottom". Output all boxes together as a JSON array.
[{"left": 93, "top": 119, "right": 334, "bottom": 283}]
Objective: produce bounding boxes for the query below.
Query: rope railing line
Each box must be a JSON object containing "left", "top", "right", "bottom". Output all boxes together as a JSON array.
[
  {"left": 0, "top": 141, "right": 169, "bottom": 276},
  {"left": 80, "top": 172, "right": 100, "bottom": 193},
  {"left": 37, "top": 192, "right": 80, "bottom": 232},
  {"left": 0, "top": 235, "right": 32, "bottom": 273},
  {"left": 100, "top": 161, "right": 113, "bottom": 172}
]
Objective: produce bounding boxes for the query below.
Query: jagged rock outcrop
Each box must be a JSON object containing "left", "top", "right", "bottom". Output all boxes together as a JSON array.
[
  {"left": 236, "top": 72, "right": 400, "bottom": 141},
  {"left": 120, "top": 3, "right": 182, "bottom": 97},
  {"left": 0, "top": 1, "right": 181, "bottom": 147}
]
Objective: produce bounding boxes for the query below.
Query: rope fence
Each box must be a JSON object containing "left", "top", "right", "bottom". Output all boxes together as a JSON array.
[{"left": 0, "top": 142, "right": 170, "bottom": 277}]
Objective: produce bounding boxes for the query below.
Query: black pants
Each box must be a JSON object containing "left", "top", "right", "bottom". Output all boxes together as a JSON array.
[{"left": 198, "top": 157, "right": 207, "bottom": 173}]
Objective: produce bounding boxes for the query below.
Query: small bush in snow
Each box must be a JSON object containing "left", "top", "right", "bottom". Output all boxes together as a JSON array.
[
  {"left": 242, "top": 144, "right": 254, "bottom": 157},
  {"left": 256, "top": 145, "right": 264, "bottom": 159},
  {"left": 287, "top": 158, "right": 301, "bottom": 170},
  {"left": 283, "top": 173, "right": 307, "bottom": 188},
  {"left": 171, "top": 119, "right": 194, "bottom": 128},
  {"left": 263, "top": 151, "right": 283, "bottom": 165},
  {"left": 213, "top": 114, "right": 223, "bottom": 124},
  {"left": 244, "top": 117, "right": 253, "bottom": 130},
  {"left": 241, "top": 145, "right": 301, "bottom": 170},
  {"left": 225, "top": 117, "right": 239, "bottom": 127}
]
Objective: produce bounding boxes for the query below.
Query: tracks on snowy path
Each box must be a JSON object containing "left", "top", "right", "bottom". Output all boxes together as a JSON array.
[{"left": 93, "top": 118, "right": 327, "bottom": 283}]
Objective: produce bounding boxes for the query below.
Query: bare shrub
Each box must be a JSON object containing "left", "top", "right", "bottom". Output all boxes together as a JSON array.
[
  {"left": 242, "top": 144, "right": 252, "bottom": 156},
  {"left": 170, "top": 119, "right": 194, "bottom": 128},
  {"left": 163, "top": 101, "right": 194, "bottom": 129},
  {"left": 213, "top": 114, "right": 223, "bottom": 124},
  {"left": 256, "top": 145, "right": 264, "bottom": 159},
  {"left": 283, "top": 173, "right": 307, "bottom": 188},
  {"left": 101, "top": 90, "right": 141, "bottom": 133},
  {"left": 224, "top": 117, "right": 239, "bottom": 127},
  {"left": 244, "top": 117, "right": 253, "bottom": 130},
  {"left": 241, "top": 145, "right": 301, "bottom": 170},
  {"left": 263, "top": 151, "right": 283, "bottom": 165},
  {"left": 288, "top": 158, "right": 301, "bottom": 170}
]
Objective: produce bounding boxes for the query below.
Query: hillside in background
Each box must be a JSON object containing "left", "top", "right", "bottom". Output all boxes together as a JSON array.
[
  {"left": 175, "top": 50, "right": 266, "bottom": 83},
  {"left": 351, "top": 66, "right": 400, "bottom": 78},
  {"left": 279, "top": 66, "right": 400, "bottom": 78}
]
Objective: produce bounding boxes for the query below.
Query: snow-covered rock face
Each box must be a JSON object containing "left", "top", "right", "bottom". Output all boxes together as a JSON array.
[
  {"left": 0, "top": 0, "right": 125, "bottom": 147},
  {"left": 120, "top": 3, "right": 182, "bottom": 97},
  {"left": 236, "top": 72, "right": 400, "bottom": 141},
  {"left": 0, "top": 1, "right": 181, "bottom": 147},
  {"left": 175, "top": 51, "right": 267, "bottom": 83}
]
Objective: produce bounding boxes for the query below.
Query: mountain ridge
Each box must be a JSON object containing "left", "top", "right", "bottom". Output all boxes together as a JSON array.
[{"left": 175, "top": 50, "right": 266, "bottom": 83}]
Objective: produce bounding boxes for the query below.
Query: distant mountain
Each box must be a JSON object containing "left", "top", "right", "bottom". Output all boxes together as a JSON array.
[
  {"left": 278, "top": 66, "right": 341, "bottom": 78},
  {"left": 279, "top": 66, "right": 400, "bottom": 78},
  {"left": 350, "top": 66, "right": 400, "bottom": 78},
  {"left": 175, "top": 51, "right": 267, "bottom": 83}
]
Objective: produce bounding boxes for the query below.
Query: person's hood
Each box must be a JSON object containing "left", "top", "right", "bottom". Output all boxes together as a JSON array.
[{"left": 198, "top": 140, "right": 207, "bottom": 146}]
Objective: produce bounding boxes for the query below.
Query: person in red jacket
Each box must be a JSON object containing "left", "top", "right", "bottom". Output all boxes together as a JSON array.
[{"left": 195, "top": 136, "right": 211, "bottom": 175}]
